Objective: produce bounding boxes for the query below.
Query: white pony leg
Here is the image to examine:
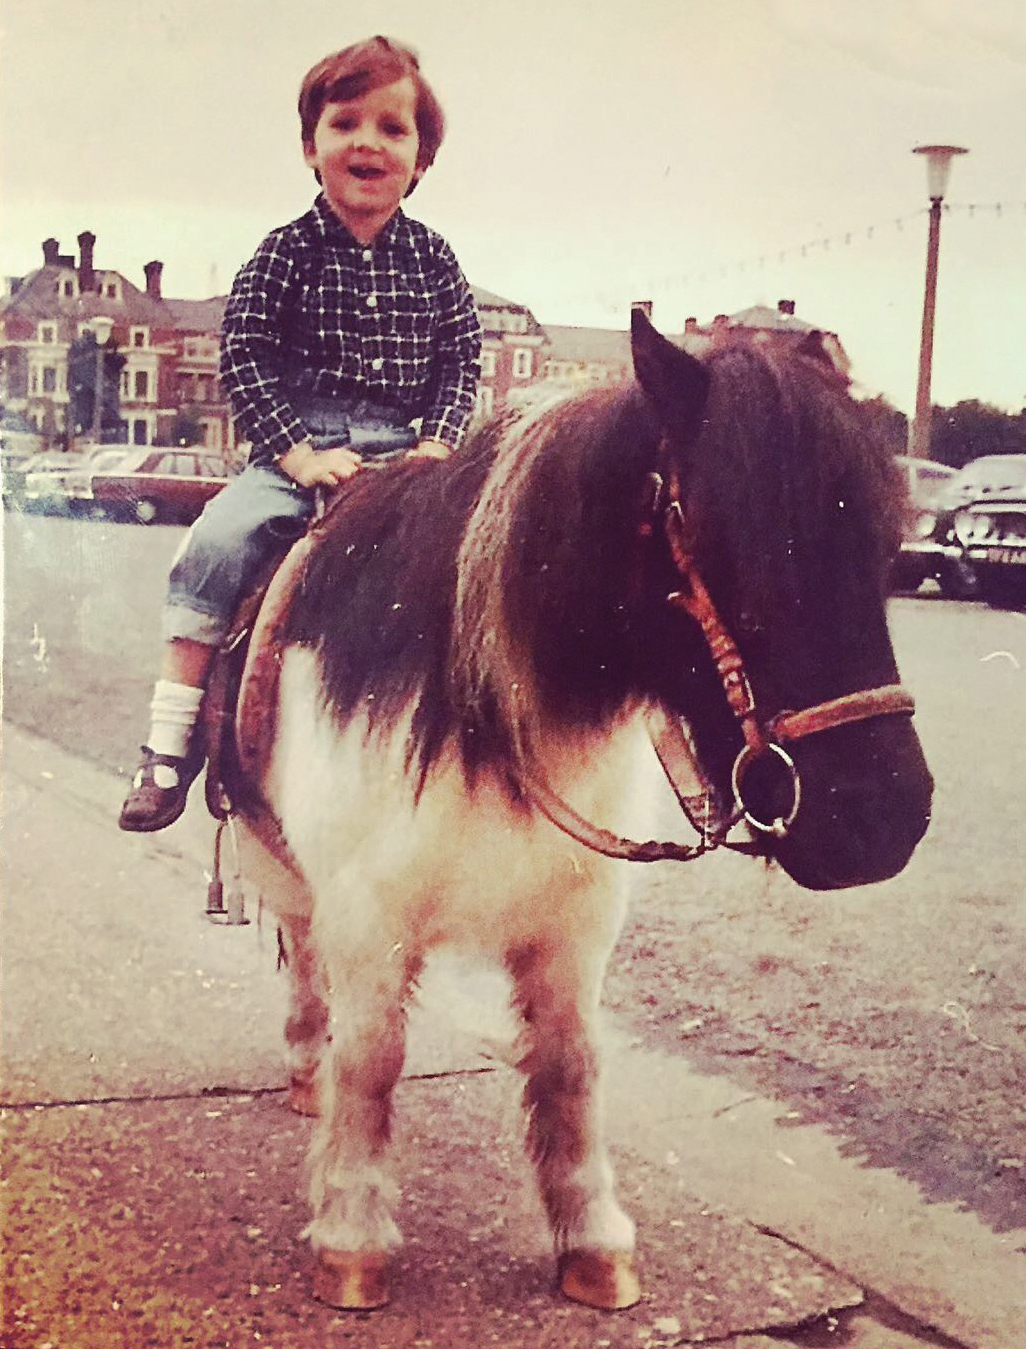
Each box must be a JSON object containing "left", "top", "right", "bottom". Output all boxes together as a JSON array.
[
  {"left": 507, "top": 943, "right": 640, "bottom": 1310},
  {"left": 304, "top": 936, "right": 415, "bottom": 1309},
  {"left": 278, "top": 914, "right": 328, "bottom": 1116}
]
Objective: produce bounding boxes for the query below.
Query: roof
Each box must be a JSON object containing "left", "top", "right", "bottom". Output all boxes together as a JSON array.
[
  {"left": 0, "top": 265, "right": 177, "bottom": 327},
  {"left": 542, "top": 324, "right": 631, "bottom": 367},
  {"left": 726, "top": 303, "right": 819, "bottom": 333},
  {"left": 471, "top": 285, "right": 529, "bottom": 311},
  {"left": 165, "top": 296, "right": 228, "bottom": 332}
]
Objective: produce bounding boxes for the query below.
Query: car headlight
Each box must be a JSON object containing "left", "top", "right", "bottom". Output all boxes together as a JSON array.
[
  {"left": 954, "top": 509, "right": 993, "bottom": 546},
  {"left": 913, "top": 511, "right": 937, "bottom": 539}
]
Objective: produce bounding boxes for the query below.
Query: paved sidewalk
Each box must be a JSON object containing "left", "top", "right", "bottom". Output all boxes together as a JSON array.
[{"left": 2, "top": 722, "right": 1023, "bottom": 1348}]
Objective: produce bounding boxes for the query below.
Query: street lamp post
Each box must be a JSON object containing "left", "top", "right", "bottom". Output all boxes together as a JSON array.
[
  {"left": 89, "top": 315, "right": 114, "bottom": 449},
  {"left": 909, "top": 144, "right": 967, "bottom": 459}
]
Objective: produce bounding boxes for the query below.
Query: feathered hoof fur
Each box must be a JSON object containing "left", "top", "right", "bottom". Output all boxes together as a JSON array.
[
  {"left": 313, "top": 1249, "right": 391, "bottom": 1309},
  {"left": 558, "top": 1249, "right": 641, "bottom": 1310},
  {"left": 287, "top": 1074, "right": 319, "bottom": 1117}
]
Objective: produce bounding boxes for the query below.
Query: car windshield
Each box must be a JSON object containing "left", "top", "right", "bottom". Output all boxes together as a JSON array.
[
  {"left": 948, "top": 455, "right": 1026, "bottom": 504},
  {"left": 22, "top": 456, "right": 72, "bottom": 474},
  {"left": 90, "top": 450, "right": 128, "bottom": 473}
]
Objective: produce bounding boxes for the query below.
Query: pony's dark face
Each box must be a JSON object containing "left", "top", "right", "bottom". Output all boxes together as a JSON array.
[{"left": 632, "top": 312, "right": 933, "bottom": 890}]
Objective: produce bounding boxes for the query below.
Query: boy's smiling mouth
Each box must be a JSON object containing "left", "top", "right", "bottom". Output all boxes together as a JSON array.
[{"left": 348, "top": 164, "right": 386, "bottom": 180}]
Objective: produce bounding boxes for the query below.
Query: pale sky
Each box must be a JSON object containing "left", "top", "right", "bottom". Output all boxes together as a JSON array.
[{"left": 1, "top": 0, "right": 1023, "bottom": 413}]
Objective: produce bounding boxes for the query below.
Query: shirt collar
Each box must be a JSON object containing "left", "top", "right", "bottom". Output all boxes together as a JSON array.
[{"left": 311, "top": 193, "right": 410, "bottom": 252}]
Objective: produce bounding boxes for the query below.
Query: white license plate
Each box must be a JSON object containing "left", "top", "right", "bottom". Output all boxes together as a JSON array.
[{"left": 970, "top": 546, "right": 1026, "bottom": 566}]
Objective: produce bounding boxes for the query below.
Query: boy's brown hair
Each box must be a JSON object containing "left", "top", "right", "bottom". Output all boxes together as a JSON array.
[{"left": 299, "top": 36, "right": 445, "bottom": 183}]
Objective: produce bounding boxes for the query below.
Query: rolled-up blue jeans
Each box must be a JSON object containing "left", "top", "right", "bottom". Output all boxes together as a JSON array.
[{"left": 163, "top": 397, "right": 416, "bottom": 646}]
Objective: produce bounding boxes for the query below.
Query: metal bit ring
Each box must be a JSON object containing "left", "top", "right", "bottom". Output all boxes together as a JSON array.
[{"left": 731, "top": 742, "right": 801, "bottom": 837}]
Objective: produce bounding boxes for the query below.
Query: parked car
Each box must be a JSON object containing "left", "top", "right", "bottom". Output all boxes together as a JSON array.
[
  {"left": 1, "top": 414, "right": 46, "bottom": 508},
  {"left": 890, "top": 455, "right": 976, "bottom": 599},
  {"left": 22, "top": 446, "right": 128, "bottom": 515},
  {"left": 89, "top": 446, "right": 229, "bottom": 524},
  {"left": 952, "top": 453, "right": 1026, "bottom": 609}
]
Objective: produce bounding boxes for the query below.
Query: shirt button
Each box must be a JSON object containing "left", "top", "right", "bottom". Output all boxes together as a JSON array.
[
  {"left": 366, "top": 294, "right": 377, "bottom": 308},
  {"left": 362, "top": 249, "right": 373, "bottom": 262},
  {"left": 371, "top": 357, "right": 384, "bottom": 371}
]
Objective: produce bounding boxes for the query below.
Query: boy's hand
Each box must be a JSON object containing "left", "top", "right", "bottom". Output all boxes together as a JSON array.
[
  {"left": 407, "top": 439, "right": 452, "bottom": 461},
  {"left": 277, "top": 440, "right": 363, "bottom": 487}
]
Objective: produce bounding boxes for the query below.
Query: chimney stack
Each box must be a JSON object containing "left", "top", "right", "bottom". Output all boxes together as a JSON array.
[
  {"left": 77, "top": 231, "right": 96, "bottom": 293},
  {"left": 42, "top": 238, "right": 60, "bottom": 266},
  {"left": 684, "top": 316, "right": 698, "bottom": 333},
  {"left": 631, "top": 299, "right": 653, "bottom": 318},
  {"left": 144, "top": 260, "right": 164, "bottom": 300},
  {"left": 777, "top": 299, "right": 796, "bottom": 317}
]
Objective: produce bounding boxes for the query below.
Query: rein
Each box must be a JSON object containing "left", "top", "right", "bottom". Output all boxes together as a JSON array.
[{"left": 523, "top": 463, "right": 916, "bottom": 862}]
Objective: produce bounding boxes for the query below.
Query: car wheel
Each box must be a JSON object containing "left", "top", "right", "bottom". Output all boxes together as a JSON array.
[{"left": 134, "top": 498, "right": 159, "bottom": 525}]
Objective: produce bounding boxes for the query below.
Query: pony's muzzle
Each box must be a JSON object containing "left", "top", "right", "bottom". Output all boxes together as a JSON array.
[{"left": 731, "top": 741, "right": 801, "bottom": 837}]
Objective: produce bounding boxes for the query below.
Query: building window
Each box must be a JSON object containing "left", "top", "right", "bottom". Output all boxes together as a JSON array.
[
  {"left": 132, "top": 418, "right": 148, "bottom": 445},
  {"left": 39, "top": 323, "right": 56, "bottom": 344},
  {"left": 512, "top": 348, "right": 532, "bottom": 380},
  {"left": 475, "top": 385, "right": 494, "bottom": 418},
  {"left": 105, "top": 283, "right": 117, "bottom": 299},
  {"left": 200, "top": 418, "right": 222, "bottom": 451},
  {"left": 134, "top": 370, "right": 149, "bottom": 400},
  {"left": 480, "top": 350, "right": 497, "bottom": 378},
  {"left": 42, "top": 367, "right": 57, "bottom": 394},
  {"left": 130, "top": 327, "right": 149, "bottom": 348},
  {"left": 196, "top": 378, "right": 208, "bottom": 402},
  {"left": 30, "top": 369, "right": 39, "bottom": 394},
  {"left": 63, "top": 278, "right": 75, "bottom": 297}
]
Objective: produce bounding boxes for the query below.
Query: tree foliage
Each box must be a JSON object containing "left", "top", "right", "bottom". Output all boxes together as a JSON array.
[
  {"left": 929, "top": 401, "right": 1026, "bottom": 470},
  {"left": 67, "top": 333, "right": 125, "bottom": 439}
]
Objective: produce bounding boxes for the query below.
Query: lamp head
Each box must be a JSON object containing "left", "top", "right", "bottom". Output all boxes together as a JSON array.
[{"left": 912, "top": 144, "right": 968, "bottom": 202}]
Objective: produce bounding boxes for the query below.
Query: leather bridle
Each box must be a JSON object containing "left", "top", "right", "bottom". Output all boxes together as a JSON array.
[{"left": 524, "top": 466, "right": 916, "bottom": 861}]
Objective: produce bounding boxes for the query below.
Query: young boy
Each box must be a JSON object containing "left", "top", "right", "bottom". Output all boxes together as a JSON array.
[{"left": 119, "top": 36, "right": 481, "bottom": 831}]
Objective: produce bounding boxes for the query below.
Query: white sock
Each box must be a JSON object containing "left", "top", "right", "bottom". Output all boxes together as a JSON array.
[{"left": 146, "top": 679, "right": 204, "bottom": 762}]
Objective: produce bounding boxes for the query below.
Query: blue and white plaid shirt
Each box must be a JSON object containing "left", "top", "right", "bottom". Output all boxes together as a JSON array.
[{"left": 221, "top": 194, "right": 482, "bottom": 463}]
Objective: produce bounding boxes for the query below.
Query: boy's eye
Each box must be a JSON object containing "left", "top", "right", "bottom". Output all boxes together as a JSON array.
[{"left": 382, "top": 120, "right": 410, "bottom": 137}]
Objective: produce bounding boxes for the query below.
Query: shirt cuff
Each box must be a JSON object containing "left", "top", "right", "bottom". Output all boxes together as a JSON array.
[{"left": 247, "top": 414, "right": 310, "bottom": 463}]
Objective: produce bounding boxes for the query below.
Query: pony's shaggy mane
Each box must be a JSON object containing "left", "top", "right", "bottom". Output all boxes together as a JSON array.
[{"left": 282, "top": 336, "right": 903, "bottom": 790}]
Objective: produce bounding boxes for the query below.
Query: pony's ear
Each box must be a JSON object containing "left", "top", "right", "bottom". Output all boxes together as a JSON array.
[{"left": 631, "top": 307, "right": 710, "bottom": 436}]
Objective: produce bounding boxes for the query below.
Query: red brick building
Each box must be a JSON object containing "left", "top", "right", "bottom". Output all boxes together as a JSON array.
[
  {"left": 0, "top": 233, "right": 183, "bottom": 450},
  {"left": 0, "top": 229, "right": 848, "bottom": 460}
]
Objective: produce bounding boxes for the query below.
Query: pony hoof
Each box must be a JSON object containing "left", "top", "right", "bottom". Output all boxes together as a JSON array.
[
  {"left": 559, "top": 1250, "right": 641, "bottom": 1310},
  {"left": 288, "top": 1075, "right": 319, "bottom": 1117},
  {"left": 313, "top": 1249, "right": 391, "bottom": 1309}
]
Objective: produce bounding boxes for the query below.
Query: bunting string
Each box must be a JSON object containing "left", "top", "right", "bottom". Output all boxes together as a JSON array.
[
  {"left": 666, "top": 200, "right": 1025, "bottom": 292},
  {"left": 530, "top": 198, "right": 1025, "bottom": 323}
]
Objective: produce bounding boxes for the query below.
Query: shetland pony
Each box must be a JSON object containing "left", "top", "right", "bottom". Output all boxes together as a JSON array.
[{"left": 230, "top": 312, "right": 932, "bottom": 1312}]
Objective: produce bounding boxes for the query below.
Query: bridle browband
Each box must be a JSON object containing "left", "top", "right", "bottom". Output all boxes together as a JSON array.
[{"left": 523, "top": 459, "right": 916, "bottom": 862}]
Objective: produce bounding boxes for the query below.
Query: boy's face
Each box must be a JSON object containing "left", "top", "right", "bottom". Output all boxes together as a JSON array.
[{"left": 304, "top": 77, "right": 422, "bottom": 241}]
